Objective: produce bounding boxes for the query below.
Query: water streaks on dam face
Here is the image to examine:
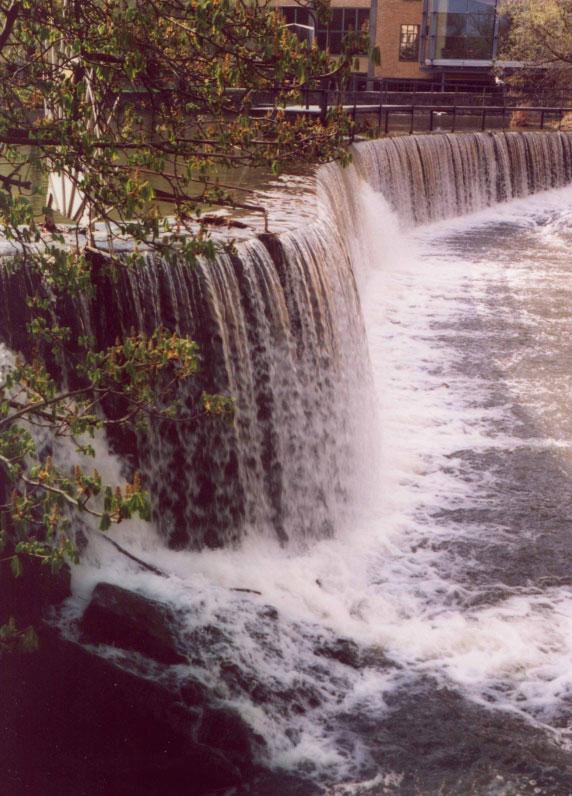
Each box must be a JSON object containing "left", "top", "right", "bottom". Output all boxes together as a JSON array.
[
  {"left": 142, "top": 134, "right": 572, "bottom": 790},
  {"left": 5, "top": 132, "right": 572, "bottom": 793},
  {"left": 65, "top": 135, "right": 572, "bottom": 792}
]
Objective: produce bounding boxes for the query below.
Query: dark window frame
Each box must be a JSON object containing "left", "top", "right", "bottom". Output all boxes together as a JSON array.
[
  {"left": 280, "top": 6, "right": 311, "bottom": 26},
  {"left": 280, "top": 5, "right": 370, "bottom": 56}
]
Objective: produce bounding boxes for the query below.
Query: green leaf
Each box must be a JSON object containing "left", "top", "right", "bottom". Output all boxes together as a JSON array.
[
  {"left": 21, "top": 626, "right": 39, "bottom": 652},
  {"left": 10, "top": 556, "right": 23, "bottom": 579},
  {"left": 99, "top": 512, "right": 111, "bottom": 532}
]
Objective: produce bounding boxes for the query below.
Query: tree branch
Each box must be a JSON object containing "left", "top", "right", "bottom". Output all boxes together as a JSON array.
[
  {"left": 0, "top": 1, "right": 21, "bottom": 52},
  {"left": 99, "top": 534, "right": 165, "bottom": 577}
]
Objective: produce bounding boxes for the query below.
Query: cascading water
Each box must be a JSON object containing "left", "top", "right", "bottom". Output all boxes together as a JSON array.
[
  {"left": 0, "top": 211, "right": 371, "bottom": 550},
  {"left": 109, "top": 230, "right": 371, "bottom": 549},
  {"left": 5, "top": 131, "right": 572, "bottom": 794}
]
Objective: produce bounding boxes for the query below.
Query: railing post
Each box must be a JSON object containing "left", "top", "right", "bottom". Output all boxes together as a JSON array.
[
  {"left": 452, "top": 105, "right": 457, "bottom": 133},
  {"left": 540, "top": 109, "right": 545, "bottom": 130},
  {"left": 429, "top": 108, "right": 434, "bottom": 132},
  {"left": 384, "top": 108, "right": 390, "bottom": 135},
  {"left": 352, "top": 91, "right": 357, "bottom": 138},
  {"left": 319, "top": 89, "right": 328, "bottom": 125},
  {"left": 377, "top": 102, "right": 383, "bottom": 137},
  {"left": 481, "top": 106, "right": 486, "bottom": 131},
  {"left": 409, "top": 106, "right": 414, "bottom": 134}
]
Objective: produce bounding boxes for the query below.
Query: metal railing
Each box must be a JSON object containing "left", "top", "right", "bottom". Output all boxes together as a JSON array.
[
  {"left": 252, "top": 90, "right": 572, "bottom": 138},
  {"left": 351, "top": 104, "right": 572, "bottom": 139}
]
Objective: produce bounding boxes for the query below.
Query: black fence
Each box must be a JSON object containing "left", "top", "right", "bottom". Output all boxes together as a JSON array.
[
  {"left": 348, "top": 77, "right": 572, "bottom": 106},
  {"left": 252, "top": 89, "right": 572, "bottom": 139},
  {"left": 348, "top": 104, "right": 572, "bottom": 139}
]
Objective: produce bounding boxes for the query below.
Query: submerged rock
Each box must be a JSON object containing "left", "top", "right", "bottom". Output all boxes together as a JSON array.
[
  {"left": 314, "top": 636, "right": 398, "bottom": 672},
  {"left": 238, "top": 769, "right": 325, "bottom": 795},
  {"left": 314, "top": 637, "right": 361, "bottom": 669},
  {"left": 80, "top": 581, "right": 186, "bottom": 665},
  {"left": 198, "top": 706, "right": 263, "bottom": 767},
  {"left": 180, "top": 677, "right": 210, "bottom": 707},
  {"left": 0, "top": 624, "right": 248, "bottom": 795}
]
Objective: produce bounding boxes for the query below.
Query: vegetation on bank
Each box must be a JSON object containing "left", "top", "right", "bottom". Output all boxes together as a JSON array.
[{"left": 0, "top": 0, "right": 375, "bottom": 650}]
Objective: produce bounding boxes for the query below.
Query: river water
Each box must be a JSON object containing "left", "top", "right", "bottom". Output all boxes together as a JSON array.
[
  {"left": 346, "top": 184, "right": 572, "bottom": 794},
  {"left": 64, "top": 177, "right": 572, "bottom": 795}
]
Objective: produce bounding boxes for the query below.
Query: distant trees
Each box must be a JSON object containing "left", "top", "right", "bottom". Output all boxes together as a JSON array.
[{"left": 500, "top": 0, "right": 572, "bottom": 89}]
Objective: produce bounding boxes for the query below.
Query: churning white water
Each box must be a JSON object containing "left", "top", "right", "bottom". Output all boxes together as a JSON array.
[
  {"left": 63, "top": 136, "right": 572, "bottom": 794},
  {"left": 361, "top": 185, "right": 572, "bottom": 715}
]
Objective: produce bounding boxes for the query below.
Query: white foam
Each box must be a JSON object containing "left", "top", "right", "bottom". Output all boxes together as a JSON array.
[{"left": 60, "top": 169, "right": 572, "bottom": 781}]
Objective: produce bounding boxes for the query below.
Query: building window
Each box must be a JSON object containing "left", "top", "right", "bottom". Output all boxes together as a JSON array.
[
  {"left": 320, "top": 9, "right": 370, "bottom": 55},
  {"left": 431, "top": 0, "right": 497, "bottom": 61},
  {"left": 280, "top": 6, "right": 311, "bottom": 26},
  {"left": 399, "top": 24, "right": 420, "bottom": 61},
  {"left": 280, "top": 7, "right": 368, "bottom": 55},
  {"left": 280, "top": 6, "right": 314, "bottom": 45}
]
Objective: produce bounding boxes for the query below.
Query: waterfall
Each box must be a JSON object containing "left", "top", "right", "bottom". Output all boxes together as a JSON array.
[
  {"left": 127, "top": 228, "right": 370, "bottom": 549},
  {"left": 5, "top": 130, "right": 572, "bottom": 792},
  {"left": 2, "top": 131, "right": 572, "bottom": 552},
  {"left": 321, "top": 130, "right": 572, "bottom": 231},
  {"left": 0, "top": 208, "right": 371, "bottom": 551}
]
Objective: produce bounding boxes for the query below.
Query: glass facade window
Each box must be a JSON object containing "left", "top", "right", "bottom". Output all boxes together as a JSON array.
[
  {"left": 280, "top": 7, "right": 314, "bottom": 46},
  {"left": 430, "top": 0, "right": 497, "bottom": 61},
  {"left": 281, "top": 7, "right": 369, "bottom": 55},
  {"left": 399, "top": 24, "right": 420, "bottom": 61},
  {"left": 280, "top": 6, "right": 311, "bottom": 26},
  {"left": 317, "top": 8, "right": 369, "bottom": 54}
]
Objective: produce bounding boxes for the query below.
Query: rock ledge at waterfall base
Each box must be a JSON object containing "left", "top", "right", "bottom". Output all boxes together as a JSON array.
[
  {"left": 0, "top": 583, "right": 323, "bottom": 796},
  {"left": 80, "top": 581, "right": 187, "bottom": 665}
]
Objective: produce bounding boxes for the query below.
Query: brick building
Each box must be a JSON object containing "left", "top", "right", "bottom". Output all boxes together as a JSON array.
[{"left": 276, "top": 0, "right": 504, "bottom": 87}]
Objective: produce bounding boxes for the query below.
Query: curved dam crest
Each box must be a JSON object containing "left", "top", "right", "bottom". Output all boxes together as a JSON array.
[
  {"left": 4, "top": 131, "right": 572, "bottom": 550},
  {"left": 4, "top": 130, "right": 572, "bottom": 794}
]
